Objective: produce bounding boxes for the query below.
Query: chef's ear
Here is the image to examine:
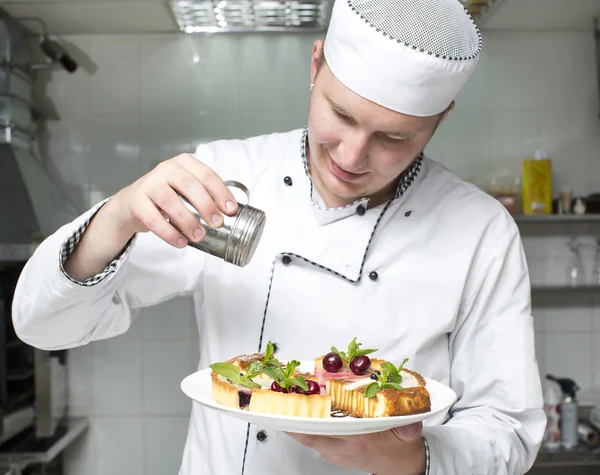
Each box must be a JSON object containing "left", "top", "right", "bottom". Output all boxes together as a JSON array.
[
  {"left": 439, "top": 101, "right": 455, "bottom": 124},
  {"left": 310, "top": 40, "right": 325, "bottom": 85}
]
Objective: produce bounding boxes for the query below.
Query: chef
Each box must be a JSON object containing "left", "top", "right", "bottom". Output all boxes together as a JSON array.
[{"left": 11, "top": 0, "right": 545, "bottom": 474}]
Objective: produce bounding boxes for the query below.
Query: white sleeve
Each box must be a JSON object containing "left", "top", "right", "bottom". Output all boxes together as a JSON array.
[
  {"left": 422, "top": 216, "right": 546, "bottom": 475},
  {"left": 11, "top": 197, "right": 206, "bottom": 351}
]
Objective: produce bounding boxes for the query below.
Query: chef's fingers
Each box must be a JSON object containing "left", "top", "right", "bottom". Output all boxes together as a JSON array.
[
  {"left": 136, "top": 195, "right": 189, "bottom": 249},
  {"left": 164, "top": 164, "right": 225, "bottom": 229},
  {"left": 176, "top": 153, "right": 239, "bottom": 216},
  {"left": 147, "top": 184, "right": 205, "bottom": 244},
  {"left": 391, "top": 422, "right": 422, "bottom": 442}
]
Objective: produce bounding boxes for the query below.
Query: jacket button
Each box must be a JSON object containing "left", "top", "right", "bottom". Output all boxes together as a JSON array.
[
  {"left": 282, "top": 255, "right": 292, "bottom": 265},
  {"left": 272, "top": 342, "right": 279, "bottom": 353},
  {"left": 283, "top": 176, "right": 293, "bottom": 186},
  {"left": 257, "top": 430, "right": 267, "bottom": 442},
  {"left": 369, "top": 271, "right": 378, "bottom": 281},
  {"left": 356, "top": 205, "right": 366, "bottom": 216}
]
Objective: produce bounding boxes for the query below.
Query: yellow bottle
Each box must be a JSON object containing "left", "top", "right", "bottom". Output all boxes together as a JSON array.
[{"left": 522, "top": 150, "right": 552, "bottom": 215}]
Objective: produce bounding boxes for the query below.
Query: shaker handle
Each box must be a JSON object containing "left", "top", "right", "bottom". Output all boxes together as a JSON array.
[{"left": 224, "top": 180, "right": 251, "bottom": 205}]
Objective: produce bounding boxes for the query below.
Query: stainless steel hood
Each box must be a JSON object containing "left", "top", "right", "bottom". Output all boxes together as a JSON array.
[{"left": 0, "top": 17, "right": 80, "bottom": 262}]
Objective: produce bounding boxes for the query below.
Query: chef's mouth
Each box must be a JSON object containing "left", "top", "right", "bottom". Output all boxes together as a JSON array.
[{"left": 329, "top": 158, "right": 367, "bottom": 183}]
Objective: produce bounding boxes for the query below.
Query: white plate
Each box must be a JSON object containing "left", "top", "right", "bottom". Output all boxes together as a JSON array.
[{"left": 181, "top": 361, "right": 457, "bottom": 435}]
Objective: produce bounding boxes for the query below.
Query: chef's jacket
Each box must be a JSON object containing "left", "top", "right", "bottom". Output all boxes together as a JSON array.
[{"left": 12, "top": 127, "right": 545, "bottom": 475}]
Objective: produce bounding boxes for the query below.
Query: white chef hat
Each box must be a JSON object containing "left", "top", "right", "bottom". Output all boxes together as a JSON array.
[{"left": 323, "top": 0, "right": 482, "bottom": 117}]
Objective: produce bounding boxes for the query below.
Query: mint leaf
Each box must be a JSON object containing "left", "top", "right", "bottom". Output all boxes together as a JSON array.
[
  {"left": 246, "top": 360, "right": 264, "bottom": 378},
  {"left": 331, "top": 346, "right": 348, "bottom": 363},
  {"left": 210, "top": 362, "right": 241, "bottom": 383},
  {"left": 264, "top": 341, "right": 274, "bottom": 362},
  {"left": 397, "top": 358, "right": 409, "bottom": 373},
  {"left": 283, "top": 360, "right": 301, "bottom": 378},
  {"left": 239, "top": 375, "right": 261, "bottom": 390},
  {"left": 347, "top": 337, "right": 360, "bottom": 360},
  {"left": 285, "top": 377, "right": 309, "bottom": 392},
  {"left": 355, "top": 348, "right": 378, "bottom": 357},
  {"left": 261, "top": 365, "right": 281, "bottom": 381},
  {"left": 364, "top": 382, "right": 380, "bottom": 398},
  {"left": 382, "top": 382, "right": 403, "bottom": 391}
]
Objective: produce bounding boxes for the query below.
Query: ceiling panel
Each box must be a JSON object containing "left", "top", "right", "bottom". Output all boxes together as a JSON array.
[
  {"left": 0, "top": 1, "right": 178, "bottom": 34},
  {"left": 482, "top": 0, "right": 600, "bottom": 31}
]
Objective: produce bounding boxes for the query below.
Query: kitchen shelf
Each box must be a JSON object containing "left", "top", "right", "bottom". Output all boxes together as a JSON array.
[
  {"left": 531, "top": 286, "right": 600, "bottom": 307},
  {"left": 514, "top": 214, "right": 600, "bottom": 237},
  {"left": 534, "top": 446, "right": 600, "bottom": 468}
]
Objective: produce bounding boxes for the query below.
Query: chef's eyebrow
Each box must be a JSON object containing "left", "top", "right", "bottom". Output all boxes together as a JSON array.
[{"left": 325, "top": 94, "right": 415, "bottom": 140}]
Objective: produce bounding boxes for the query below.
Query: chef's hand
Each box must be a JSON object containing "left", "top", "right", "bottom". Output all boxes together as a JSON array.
[
  {"left": 64, "top": 153, "right": 238, "bottom": 282},
  {"left": 109, "top": 153, "right": 238, "bottom": 248},
  {"left": 286, "top": 423, "right": 426, "bottom": 475}
]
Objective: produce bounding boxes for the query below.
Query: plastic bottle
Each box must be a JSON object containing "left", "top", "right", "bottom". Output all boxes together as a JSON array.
[
  {"left": 547, "top": 374, "right": 580, "bottom": 450},
  {"left": 522, "top": 150, "right": 552, "bottom": 215},
  {"left": 542, "top": 376, "right": 562, "bottom": 450}
]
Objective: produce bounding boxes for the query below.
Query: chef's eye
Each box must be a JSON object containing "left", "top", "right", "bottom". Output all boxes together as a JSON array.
[
  {"left": 333, "top": 109, "right": 353, "bottom": 124},
  {"left": 382, "top": 135, "right": 406, "bottom": 145}
]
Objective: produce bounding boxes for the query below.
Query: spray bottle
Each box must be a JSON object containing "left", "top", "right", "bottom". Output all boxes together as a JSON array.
[
  {"left": 542, "top": 376, "right": 562, "bottom": 450},
  {"left": 547, "top": 374, "right": 580, "bottom": 450}
]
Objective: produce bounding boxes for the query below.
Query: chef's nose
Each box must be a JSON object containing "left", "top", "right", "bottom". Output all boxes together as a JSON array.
[{"left": 338, "top": 131, "right": 369, "bottom": 171}]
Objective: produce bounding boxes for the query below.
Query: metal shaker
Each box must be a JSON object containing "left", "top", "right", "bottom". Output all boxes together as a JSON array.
[{"left": 178, "top": 181, "right": 266, "bottom": 267}]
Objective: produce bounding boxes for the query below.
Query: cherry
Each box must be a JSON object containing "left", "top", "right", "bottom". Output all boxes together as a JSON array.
[
  {"left": 271, "top": 381, "right": 288, "bottom": 393},
  {"left": 293, "top": 380, "right": 321, "bottom": 395},
  {"left": 322, "top": 352, "right": 343, "bottom": 372},
  {"left": 306, "top": 380, "right": 321, "bottom": 395},
  {"left": 350, "top": 355, "right": 371, "bottom": 375}
]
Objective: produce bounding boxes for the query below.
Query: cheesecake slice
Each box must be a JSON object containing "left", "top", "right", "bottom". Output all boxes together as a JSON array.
[
  {"left": 327, "top": 368, "right": 431, "bottom": 418},
  {"left": 248, "top": 373, "right": 331, "bottom": 418},
  {"left": 210, "top": 352, "right": 269, "bottom": 410}
]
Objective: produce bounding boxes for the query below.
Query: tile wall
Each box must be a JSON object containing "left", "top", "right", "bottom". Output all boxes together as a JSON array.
[{"left": 28, "top": 29, "right": 600, "bottom": 473}]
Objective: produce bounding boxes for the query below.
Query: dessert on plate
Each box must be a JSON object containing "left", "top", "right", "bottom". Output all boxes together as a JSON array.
[{"left": 209, "top": 338, "right": 431, "bottom": 419}]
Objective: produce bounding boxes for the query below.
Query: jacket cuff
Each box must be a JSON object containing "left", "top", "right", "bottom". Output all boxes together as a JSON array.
[
  {"left": 422, "top": 434, "right": 430, "bottom": 475},
  {"left": 58, "top": 198, "right": 136, "bottom": 287}
]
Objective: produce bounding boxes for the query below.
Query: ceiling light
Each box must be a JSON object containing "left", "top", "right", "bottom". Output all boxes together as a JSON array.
[{"left": 168, "top": 0, "right": 333, "bottom": 33}]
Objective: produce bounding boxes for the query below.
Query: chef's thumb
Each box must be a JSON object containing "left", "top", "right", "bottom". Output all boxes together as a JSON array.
[{"left": 391, "top": 422, "right": 423, "bottom": 442}]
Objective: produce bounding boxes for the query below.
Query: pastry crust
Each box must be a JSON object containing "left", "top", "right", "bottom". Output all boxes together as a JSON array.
[
  {"left": 327, "top": 369, "right": 431, "bottom": 418},
  {"left": 248, "top": 389, "right": 331, "bottom": 418}
]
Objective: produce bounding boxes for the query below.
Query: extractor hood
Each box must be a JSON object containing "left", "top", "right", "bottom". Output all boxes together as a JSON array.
[{"left": 0, "top": 16, "right": 80, "bottom": 262}]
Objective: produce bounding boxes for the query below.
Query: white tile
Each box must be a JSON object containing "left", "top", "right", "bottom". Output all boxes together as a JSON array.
[
  {"left": 34, "top": 37, "right": 92, "bottom": 116},
  {"left": 63, "top": 427, "right": 96, "bottom": 475},
  {"left": 240, "top": 34, "right": 316, "bottom": 112},
  {"left": 142, "top": 341, "right": 193, "bottom": 415},
  {"left": 434, "top": 108, "right": 491, "bottom": 179},
  {"left": 592, "top": 333, "right": 600, "bottom": 396},
  {"left": 94, "top": 417, "right": 144, "bottom": 475},
  {"left": 545, "top": 306, "right": 592, "bottom": 333},
  {"left": 532, "top": 308, "right": 545, "bottom": 333},
  {"left": 486, "top": 32, "right": 539, "bottom": 111},
  {"left": 67, "top": 345, "right": 94, "bottom": 417},
  {"left": 139, "top": 111, "right": 241, "bottom": 174},
  {"left": 239, "top": 111, "right": 308, "bottom": 139},
  {"left": 489, "top": 111, "right": 541, "bottom": 175},
  {"left": 537, "top": 32, "right": 598, "bottom": 111},
  {"left": 40, "top": 115, "right": 90, "bottom": 206},
  {"left": 191, "top": 339, "right": 200, "bottom": 373},
  {"left": 453, "top": 43, "right": 489, "bottom": 110},
  {"left": 140, "top": 296, "right": 195, "bottom": 341},
  {"left": 140, "top": 35, "right": 240, "bottom": 115},
  {"left": 592, "top": 293, "right": 600, "bottom": 331},
  {"left": 539, "top": 109, "right": 599, "bottom": 195},
  {"left": 143, "top": 416, "right": 189, "bottom": 475},
  {"left": 90, "top": 38, "right": 140, "bottom": 115},
  {"left": 88, "top": 114, "right": 142, "bottom": 196},
  {"left": 92, "top": 332, "right": 142, "bottom": 416},
  {"left": 544, "top": 333, "right": 592, "bottom": 394}
]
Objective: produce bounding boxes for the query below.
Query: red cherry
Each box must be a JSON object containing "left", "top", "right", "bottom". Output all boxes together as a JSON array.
[
  {"left": 271, "top": 381, "right": 288, "bottom": 393},
  {"left": 350, "top": 356, "right": 371, "bottom": 375},
  {"left": 323, "top": 352, "right": 343, "bottom": 372}
]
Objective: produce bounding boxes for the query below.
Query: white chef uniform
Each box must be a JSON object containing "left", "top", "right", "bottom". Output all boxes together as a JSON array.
[{"left": 13, "top": 125, "right": 545, "bottom": 475}]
